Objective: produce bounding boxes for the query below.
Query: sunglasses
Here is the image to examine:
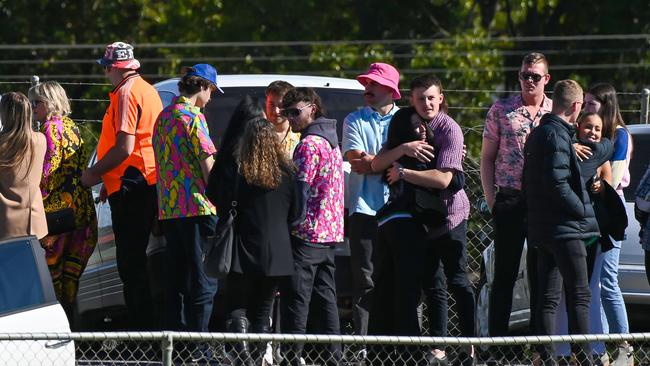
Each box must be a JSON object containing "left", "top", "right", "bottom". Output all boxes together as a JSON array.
[
  {"left": 281, "top": 103, "right": 313, "bottom": 118},
  {"left": 30, "top": 100, "right": 42, "bottom": 109},
  {"left": 519, "top": 72, "right": 545, "bottom": 83}
]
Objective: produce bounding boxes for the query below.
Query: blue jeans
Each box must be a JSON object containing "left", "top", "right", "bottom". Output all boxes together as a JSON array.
[{"left": 600, "top": 242, "right": 630, "bottom": 334}]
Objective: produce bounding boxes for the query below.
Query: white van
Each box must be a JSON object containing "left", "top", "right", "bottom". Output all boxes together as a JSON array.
[{"left": 75, "top": 74, "right": 365, "bottom": 329}]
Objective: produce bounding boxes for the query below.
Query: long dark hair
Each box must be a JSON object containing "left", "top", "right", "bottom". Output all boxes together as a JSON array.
[
  {"left": 385, "top": 106, "right": 435, "bottom": 169},
  {"left": 217, "top": 95, "right": 265, "bottom": 160},
  {"left": 588, "top": 82, "right": 627, "bottom": 140},
  {"left": 385, "top": 106, "right": 434, "bottom": 149}
]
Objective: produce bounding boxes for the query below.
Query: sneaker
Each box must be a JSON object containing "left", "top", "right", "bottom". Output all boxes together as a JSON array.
[{"left": 612, "top": 344, "right": 633, "bottom": 366}]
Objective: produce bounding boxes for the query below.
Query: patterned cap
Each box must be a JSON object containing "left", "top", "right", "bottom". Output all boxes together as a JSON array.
[{"left": 96, "top": 42, "right": 141, "bottom": 70}]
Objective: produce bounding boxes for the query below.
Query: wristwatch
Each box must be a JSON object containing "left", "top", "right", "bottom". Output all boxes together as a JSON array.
[{"left": 398, "top": 167, "right": 405, "bottom": 179}]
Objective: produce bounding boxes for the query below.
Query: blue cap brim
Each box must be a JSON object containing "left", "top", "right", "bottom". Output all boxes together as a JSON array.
[{"left": 96, "top": 58, "right": 112, "bottom": 66}]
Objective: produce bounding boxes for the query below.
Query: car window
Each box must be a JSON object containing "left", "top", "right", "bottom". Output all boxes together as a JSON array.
[
  {"left": 158, "top": 91, "right": 177, "bottom": 108},
  {"left": 0, "top": 238, "right": 52, "bottom": 315},
  {"left": 624, "top": 130, "right": 650, "bottom": 202},
  {"left": 202, "top": 87, "right": 364, "bottom": 148}
]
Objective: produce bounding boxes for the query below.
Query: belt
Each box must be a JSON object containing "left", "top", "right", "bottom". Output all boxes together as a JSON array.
[{"left": 495, "top": 186, "right": 521, "bottom": 195}]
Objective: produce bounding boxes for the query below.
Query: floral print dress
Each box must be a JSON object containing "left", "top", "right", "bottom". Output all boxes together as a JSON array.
[{"left": 39, "top": 115, "right": 98, "bottom": 308}]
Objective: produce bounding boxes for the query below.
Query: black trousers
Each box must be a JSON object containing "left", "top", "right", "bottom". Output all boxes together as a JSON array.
[
  {"left": 280, "top": 240, "right": 341, "bottom": 365},
  {"left": 488, "top": 189, "right": 538, "bottom": 336},
  {"left": 108, "top": 184, "right": 157, "bottom": 330},
  {"left": 423, "top": 220, "right": 475, "bottom": 337},
  {"left": 348, "top": 213, "right": 376, "bottom": 336},
  {"left": 227, "top": 272, "right": 283, "bottom": 332},
  {"left": 536, "top": 239, "right": 592, "bottom": 365},
  {"left": 369, "top": 218, "right": 426, "bottom": 336}
]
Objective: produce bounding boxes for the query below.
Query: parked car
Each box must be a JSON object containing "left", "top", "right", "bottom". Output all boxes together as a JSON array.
[
  {"left": 0, "top": 236, "right": 75, "bottom": 365},
  {"left": 74, "top": 74, "right": 365, "bottom": 329},
  {"left": 476, "top": 123, "right": 650, "bottom": 335}
]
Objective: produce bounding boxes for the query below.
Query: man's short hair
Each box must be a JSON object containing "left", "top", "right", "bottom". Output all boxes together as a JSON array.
[
  {"left": 266, "top": 80, "right": 294, "bottom": 97},
  {"left": 521, "top": 52, "right": 548, "bottom": 72},
  {"left": 552, "top": 80, "right": 583, "bottom": 110}
]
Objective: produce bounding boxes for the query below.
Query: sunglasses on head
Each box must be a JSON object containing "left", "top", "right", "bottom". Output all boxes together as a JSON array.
[
  {"left": 281, "top": 103, "right": 313, "bottom": 118},
  {"left": 519, "top": 72, "right": 545, "bottom": 83}
]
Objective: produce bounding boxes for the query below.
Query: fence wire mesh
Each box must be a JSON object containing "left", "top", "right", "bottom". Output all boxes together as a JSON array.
[{"left": 1, "top": 332, "right": 649, "bottom": 365}]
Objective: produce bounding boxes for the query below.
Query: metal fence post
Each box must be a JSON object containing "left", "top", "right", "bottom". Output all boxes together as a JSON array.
[
  {"left": 641, "top": 88, "right": 650, "bottom": 124},
  {"left": 162, "top": 332, "right": 173, "bottom": 366}
]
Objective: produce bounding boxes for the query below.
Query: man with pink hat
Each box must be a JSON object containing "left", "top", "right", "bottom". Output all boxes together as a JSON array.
[
  {"left": 341, "top": 62, "right": 400, "bottom": 357},
  {"left": 82, "top": 41, "right": 163, "bottom": 330}
]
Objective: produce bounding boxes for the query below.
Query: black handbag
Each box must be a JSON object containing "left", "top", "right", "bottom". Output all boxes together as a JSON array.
[
  {"left": 45, "top": 207, "right": 76, "bottom": 236},
  {"left": 413, "top": 187, "right": 448, "bottom": 228},
  {"left": 202, "top": 174, "right": 240, "bottom": 279}
]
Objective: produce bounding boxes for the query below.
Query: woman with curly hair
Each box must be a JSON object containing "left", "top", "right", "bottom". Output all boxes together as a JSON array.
[
  {"left": 0, "top": 92, "right": 47, "bottom": 241},
  {"left": 28, "top": 81, "right": 98, "bottom": 322},
  {"left": 207, "top": 96, "right": 301, "bottom": 365}
]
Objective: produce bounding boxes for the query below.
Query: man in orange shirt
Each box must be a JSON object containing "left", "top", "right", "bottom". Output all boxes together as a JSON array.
[{"left": 82, "top": 42, "right": 163, "bottom": 330}]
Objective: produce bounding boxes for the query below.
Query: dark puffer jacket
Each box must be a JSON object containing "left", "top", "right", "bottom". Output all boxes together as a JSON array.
[{"left": 523, "top": 113, "right": 599, "bottom": 244}]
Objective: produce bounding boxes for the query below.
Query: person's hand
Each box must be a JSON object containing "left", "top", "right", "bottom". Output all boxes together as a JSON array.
[
  {"left": 401, "top": 141, "right": 435, "bottom": 163},
  {"left": 81, "top": 168, "right": 101, "bottom": 188},
  {"left": 590, "top": 178, "right": 603, "bottom": 194},
  {"left": 349, "top": 153, "right": 374, "bottom": 174},
  {"left": 99, "top": 184, "right": 108, "bottom": 203},
  {"left": 386, "top": 162, "right": 403, "bottom": 185},
  {"left": 574, "top": 143, "right": 592, "bottom": 161}
]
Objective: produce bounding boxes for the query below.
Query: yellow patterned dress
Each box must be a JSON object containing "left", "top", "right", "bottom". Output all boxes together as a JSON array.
[{"left": 39, "top": 115, "right": 98, "bottom": 309}]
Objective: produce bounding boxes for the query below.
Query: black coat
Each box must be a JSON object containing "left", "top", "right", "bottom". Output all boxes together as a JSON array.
[
  {"left": 523, "top": 113, "right": 599, "bottom": 244},
  {"left": 207, "top": 161, "right": 301, "bottom": 277}
]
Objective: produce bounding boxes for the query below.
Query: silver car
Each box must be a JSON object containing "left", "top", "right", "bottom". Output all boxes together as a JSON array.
[{"left": 477, "top": 123, "right": 650, "bottom": 334}]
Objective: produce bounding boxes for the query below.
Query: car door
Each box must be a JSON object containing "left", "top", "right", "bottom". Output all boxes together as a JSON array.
[{"left": 0, "top": 236, "right": 75, "bottom": 365}]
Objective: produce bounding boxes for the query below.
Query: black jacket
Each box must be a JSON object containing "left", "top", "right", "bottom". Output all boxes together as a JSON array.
[
  {"left": 207, "top": 161, "right": 301, "bottom": 276},
  {"left": 523, "top": 113, "right": 599, "bottom": 243}
]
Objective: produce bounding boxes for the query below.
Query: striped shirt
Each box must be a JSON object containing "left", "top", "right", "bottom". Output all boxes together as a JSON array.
[{"left": 427, "top": 112, "right": 470, "bottom": 239}]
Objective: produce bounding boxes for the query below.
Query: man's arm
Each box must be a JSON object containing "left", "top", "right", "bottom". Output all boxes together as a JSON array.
[
  {"left": 386, "top": 164, "right": 453, "bottom": 189},
  {"left": 480, "top": 138, "right": 498, "bottom": 210},
  {"left": 342, "top": 114, "right": 376, "bottom": 175},
  {"left": 200, "top": 155, "right": 215, "bottom": 184},
  {"left": 81, "top": 132, "right": 134, "bottom": 187}
]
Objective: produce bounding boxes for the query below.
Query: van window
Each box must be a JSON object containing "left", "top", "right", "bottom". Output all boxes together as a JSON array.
[
  {"left": 203, "top": 87, "right": 364, "bottom": 148},
  {"left": 0, "top": 240, "right": 45, "bottom": 314}
]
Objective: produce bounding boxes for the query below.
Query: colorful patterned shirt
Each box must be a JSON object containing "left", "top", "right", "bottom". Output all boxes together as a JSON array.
[
  {"left": 483, "top": 94, "right": 552, "bottom": 190},
  {"left": 292, "top": 135, "right": 345, "bottom": 244},
  {"left": 40, "top": 115, "right": 96, "bottom": 228},
  {"left": 153, "top": 95, "right": 216, "bottom": 219}
]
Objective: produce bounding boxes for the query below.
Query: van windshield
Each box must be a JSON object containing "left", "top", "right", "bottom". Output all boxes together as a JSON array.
[{"left": 201, "top": 87, "right": 364, "bottom": 148}]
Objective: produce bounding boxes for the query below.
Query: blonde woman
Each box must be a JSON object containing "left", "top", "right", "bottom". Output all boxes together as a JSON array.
[
  {"left": 28, "top": 81, "right": 97, "bottom": 321},
  {"left": 0, "top": 92, "right": 47, "bottom": 240}
]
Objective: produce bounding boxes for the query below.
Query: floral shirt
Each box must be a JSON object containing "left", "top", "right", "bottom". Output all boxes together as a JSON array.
[
  {"left": 40, "top": 115, "right": 96, "bottom": 227},
  {"left": 153, "top": 95, "right": 216, "bottom": 219},
  {"left": 292, "top": 135, "right": 344, "bottom": 244},
  {"left": 483, "top": 94, "right": 552, "bottom": 190}
]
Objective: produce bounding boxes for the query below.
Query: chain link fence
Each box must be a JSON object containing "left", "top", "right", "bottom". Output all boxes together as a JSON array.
[{"left": 1, "top": 332, "right": 650, "bottom": 365}]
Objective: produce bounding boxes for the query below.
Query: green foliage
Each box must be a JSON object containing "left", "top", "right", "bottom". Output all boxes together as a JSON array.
[{"left": 1, "top": 0, "right": 649, "bottom": 152}]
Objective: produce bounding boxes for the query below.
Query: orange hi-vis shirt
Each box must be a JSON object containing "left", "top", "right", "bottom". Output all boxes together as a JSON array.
[{"left": 97, "top": 73, "right": 163, "bottom": 195}]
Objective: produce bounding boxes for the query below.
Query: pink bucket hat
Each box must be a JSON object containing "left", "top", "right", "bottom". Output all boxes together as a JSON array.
[
  {"left": 97, "top": 42, "right": 141, "bottom": 70},
  {"left": 356, "top": 62, "right": 401, "bottom": 100}
]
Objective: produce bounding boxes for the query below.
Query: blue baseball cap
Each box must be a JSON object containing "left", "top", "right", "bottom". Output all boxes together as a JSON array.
[{"left": 181, "top": 64, "right": 224, "bottom": 94}]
